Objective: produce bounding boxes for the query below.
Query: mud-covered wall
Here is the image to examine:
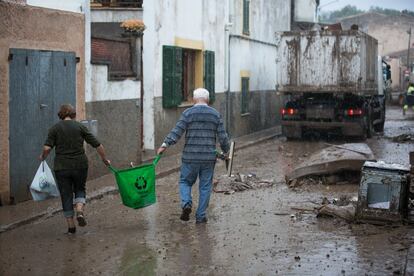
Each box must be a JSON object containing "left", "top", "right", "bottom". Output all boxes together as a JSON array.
[
  {"left": 0, "top": 2, "right": 85, "bottom": 204},
  {"left": 153, "top": 90, "right": 282, "bottom": 156}
]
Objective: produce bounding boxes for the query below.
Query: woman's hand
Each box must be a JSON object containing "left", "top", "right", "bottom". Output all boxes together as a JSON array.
[
  {"left": 102, "top": 158, "right": 111, "bottom": 167},
  {"left": 39, "top": 146, "right": 52, "bottom": 161}
]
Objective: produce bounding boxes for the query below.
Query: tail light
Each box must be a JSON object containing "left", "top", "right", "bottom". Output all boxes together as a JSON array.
[
  {"left": 281, "top": 108, "right": 298, "bottom": 116},
  {"left": 346, "top": 108, "right": 363, "bottom": 116}
]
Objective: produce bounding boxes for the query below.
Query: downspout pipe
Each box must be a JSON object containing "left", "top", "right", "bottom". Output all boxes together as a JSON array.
[{"left": 225, "top": 0, "right": 233, "bottom": 136}]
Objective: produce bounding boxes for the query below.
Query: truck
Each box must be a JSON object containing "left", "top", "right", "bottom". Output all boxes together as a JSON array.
[{"left": 275, "top": 29, "right": 386, "bottom": 139}]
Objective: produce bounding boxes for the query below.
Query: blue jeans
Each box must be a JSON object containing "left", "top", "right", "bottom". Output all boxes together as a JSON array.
[{"left": 179, "top": 162, "right": 215, "bottom": 221}]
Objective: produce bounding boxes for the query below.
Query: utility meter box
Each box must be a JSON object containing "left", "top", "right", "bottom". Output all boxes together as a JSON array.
[{"left": 356, "top": 161, "right": 410, "bottom": 223}]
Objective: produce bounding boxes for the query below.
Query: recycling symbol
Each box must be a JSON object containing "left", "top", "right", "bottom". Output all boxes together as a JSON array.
[{"left": 134, "top": 176, "right": 147, "bottom": 190}]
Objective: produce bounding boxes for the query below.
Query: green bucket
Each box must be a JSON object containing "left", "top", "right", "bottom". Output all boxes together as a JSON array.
[{"left": 109, "top": 155, "right": 161, "bottom": 209}]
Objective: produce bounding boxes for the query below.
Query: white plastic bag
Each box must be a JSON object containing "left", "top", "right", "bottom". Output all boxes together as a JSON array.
[{"left": 30, "top": 161, "right": 60, "bottom": 201}]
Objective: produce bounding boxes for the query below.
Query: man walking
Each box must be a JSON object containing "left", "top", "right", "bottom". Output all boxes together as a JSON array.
[{"left": 157, "top": 88, "right": 230, "bottom": 224}]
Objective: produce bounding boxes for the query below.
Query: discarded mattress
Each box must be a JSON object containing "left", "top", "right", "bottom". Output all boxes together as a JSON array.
[{"left": 286, "top": 143, "right": 375, "bottom": 182}]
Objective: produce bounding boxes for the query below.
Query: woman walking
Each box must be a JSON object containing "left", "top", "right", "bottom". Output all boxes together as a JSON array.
[{"left": 39, "top": 104, "right": 110, "bottom": 234}]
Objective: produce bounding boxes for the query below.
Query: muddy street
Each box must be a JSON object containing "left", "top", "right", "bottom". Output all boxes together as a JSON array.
[{"left": 1, "top": 106, "right": 414, "bottom": 276}]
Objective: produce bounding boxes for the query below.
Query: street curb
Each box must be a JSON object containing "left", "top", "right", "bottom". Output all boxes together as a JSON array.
[{"left": 0, "top": 131, "right": 281, "bottom": 234}]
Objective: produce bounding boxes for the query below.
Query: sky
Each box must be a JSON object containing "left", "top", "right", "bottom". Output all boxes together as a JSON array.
[{"left": 320, "top": 0, "right": 414, "bottom": 12}]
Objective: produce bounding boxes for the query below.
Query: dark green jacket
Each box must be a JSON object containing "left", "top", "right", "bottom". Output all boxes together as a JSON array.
[{"left": 45, "top": 120, "right": 101, "bottom": 171}]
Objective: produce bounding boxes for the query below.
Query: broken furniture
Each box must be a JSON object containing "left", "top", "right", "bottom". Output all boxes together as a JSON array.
[{"left": 356, "top": 161, "right": 410, "bottom": 224}]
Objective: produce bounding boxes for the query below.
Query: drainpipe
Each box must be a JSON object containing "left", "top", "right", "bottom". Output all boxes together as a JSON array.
[{"left": 225, "top": 0, "right": 233, "bottom": 135}]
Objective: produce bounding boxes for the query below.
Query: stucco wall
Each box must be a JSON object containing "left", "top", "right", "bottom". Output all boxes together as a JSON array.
[
  {"left": 86, "top": 64, "right": 141, "bottom": 178},
  {"left": 89, "top": 65, "right": 141, "bottom": 102},
  {"left": 143, "top": 0, "right": 290, "bottom": 150},
  {"left": 91, "top": 8, "right": 143, "bottom": 23},
  {"left": 232, "top": 0, "right": 291, "bottom": 43},
  {"left": 143, "top": 0, "right": 228, "bottom": 150},
  {"left": 86, "top": 99, "right": 141, "bottom": 179},
  {"left": 153, "top": 90, "right": 281, "bottom": 156},
  {"left": 0, "top": 2, "right": 85, "bottom": 204}
]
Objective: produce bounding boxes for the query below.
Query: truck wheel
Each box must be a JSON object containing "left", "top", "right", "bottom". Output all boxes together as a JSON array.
[
  {"left": 366, "top": 114, "right": 374, "bottom": 139},
  {"left": 374, "top": 121, "right": 385, "bottom": 133},
  {"left": 282, "top": 125, "right": 302, "bottom": 140}
]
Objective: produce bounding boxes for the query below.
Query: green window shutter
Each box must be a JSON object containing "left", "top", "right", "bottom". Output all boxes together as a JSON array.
[
  {"left": 243, "top": 0, "right": 250, "bottom": 35},
  {"left": 241, "top": 77, "right": 249, "bottom": 114},
  {"left": 204, "top": 50, "right": 215, "bottom": 103},
  {"left": 162, "top": 45, "right": 182, "bottom": 108}
]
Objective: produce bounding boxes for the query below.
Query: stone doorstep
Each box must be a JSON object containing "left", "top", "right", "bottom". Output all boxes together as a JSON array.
[{"left": 0, "top": 126, "right": 281, "bottom": 233}]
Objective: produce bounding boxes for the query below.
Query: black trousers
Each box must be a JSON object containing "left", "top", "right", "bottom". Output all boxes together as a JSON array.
[{"left": 54, "top": 168, "right": 88, "bottom": 218}]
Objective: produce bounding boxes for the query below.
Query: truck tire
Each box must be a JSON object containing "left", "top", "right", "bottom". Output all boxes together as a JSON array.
[
  {"left": 373, "top": 107, "right": 385, "bottom": 133},
  {"left": 374, "top": 121, "right": 385, "bottom": 133},
  {"left": 365, "top": 113, "right": 374, "bottom": 139},
  {"left": 282, "top": 125, "right": 302, "bottom": 140}
]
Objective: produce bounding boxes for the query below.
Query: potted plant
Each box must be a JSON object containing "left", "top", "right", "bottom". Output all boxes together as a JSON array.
[{"left": 120, "top": 19, "right": 146, "bottom": 35}]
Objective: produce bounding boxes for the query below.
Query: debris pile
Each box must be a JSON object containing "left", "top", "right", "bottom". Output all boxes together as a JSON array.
[
  {"left": 288, "top": 172, "right": 360, "bottom": 189},
  {"left": 286, "top": 143, "right": 374, "bottom": 188},
  {"left": 213, "top": 173, "right": 276, "bottom": 194},
  {"left": 391, "top": 134, "right": 414, "bottom": 143}
]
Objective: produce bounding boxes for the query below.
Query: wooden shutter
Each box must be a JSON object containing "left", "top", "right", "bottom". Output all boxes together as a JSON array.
[
  {"left": 243, "top": 0, "right": 250, "bottom": 35},
  {"left": 204, "top": 50, "right": 215, "bottom": 103},
  {"left": 162, "top": 46, "right": 183, "bottom": 108},
  {"left": 241, "top": 77, "right": 249, "bottom": 114}
]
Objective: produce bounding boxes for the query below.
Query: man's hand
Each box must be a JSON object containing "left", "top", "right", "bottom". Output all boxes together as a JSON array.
[
  {"left": 157, "top": 147, "right": 166, "bottom": 155},
  {"left": 102, "top": 159, "right": 111, "bottom": 167}
]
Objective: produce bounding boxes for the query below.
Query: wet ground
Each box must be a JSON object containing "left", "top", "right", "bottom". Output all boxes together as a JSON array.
[{"left": 1, "top": 106, "right": 414, "bottom": 276}]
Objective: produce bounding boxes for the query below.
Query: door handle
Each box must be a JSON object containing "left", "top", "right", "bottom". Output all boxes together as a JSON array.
[{"left": 40, "top": 104, "right": 48, "bottom": 109}]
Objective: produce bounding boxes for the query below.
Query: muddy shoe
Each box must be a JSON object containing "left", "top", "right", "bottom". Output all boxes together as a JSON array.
[
  {"left": 67, "top": 227, "right": 76, "bottom": 234},
  {"left": 180, "top": 207, "right": 192, "bottom": 221},
  {"left": 76, "top": 212, "right": 87, "bottom": 227},
  {"left": 196, "top": 217, "right": 208, "bottom": 224}
]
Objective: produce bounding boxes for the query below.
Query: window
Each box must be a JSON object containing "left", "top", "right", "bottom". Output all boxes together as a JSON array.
[
  {"left": 91, "top": 38, "right": 135, "bottom": 79},
  {"left": 241, "top": 77, "right": 249, "bottom": 114},
  {"left": 243, "top": 0, "right": 250, "bottom": 35},
  {"left": 91, "top": 23, "right": 141, "bottom": 80},
  {"left": 162, "top": 46, "right": 215, "bottom": 108}
]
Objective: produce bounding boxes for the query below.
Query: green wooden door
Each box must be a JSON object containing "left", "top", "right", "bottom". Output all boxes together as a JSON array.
[
  {"left": 204, "top": 51, "right": 215, "bottom": 103},
  {"left": 162, "top": 46, "right": 183, "bottom": 108}
]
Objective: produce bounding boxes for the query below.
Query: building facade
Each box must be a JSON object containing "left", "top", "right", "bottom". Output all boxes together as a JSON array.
[
  {"left": 0, "top": 0, "right": 87, "bottom": 204},
  {"left": 142, "top": 0, "right": 291, "bottom": 153}
]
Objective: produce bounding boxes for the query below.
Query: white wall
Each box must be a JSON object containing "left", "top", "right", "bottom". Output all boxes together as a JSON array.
[
  {"left": 233, "top": 0, "right": 291, "bottom": 43},
  {"left": 143, "top": 0, "right": 228, "bottom": 149},
  {"left": 142, "top": 0, "right": 290, "bottom": 149},
  {"left": 91, "top": 9, "right": 143, "bottom": 23},
  {"left": 294, "top": 0, "right": 317, "bottom": 22},
  {"left": 88, "top": 65, "right": 140, "bottom": 102},
  {"left": 229, "top": 39, "right": 277, "bottom": 91}
]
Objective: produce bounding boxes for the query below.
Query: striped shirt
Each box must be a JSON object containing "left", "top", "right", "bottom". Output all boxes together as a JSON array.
[{"left": 163, "top": 104, "right": 230, "bottom": 163}]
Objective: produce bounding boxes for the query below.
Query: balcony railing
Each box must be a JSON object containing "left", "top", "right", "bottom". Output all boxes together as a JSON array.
[{"left": 91, "top": 0, "right": 143, "bottom": 8}]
